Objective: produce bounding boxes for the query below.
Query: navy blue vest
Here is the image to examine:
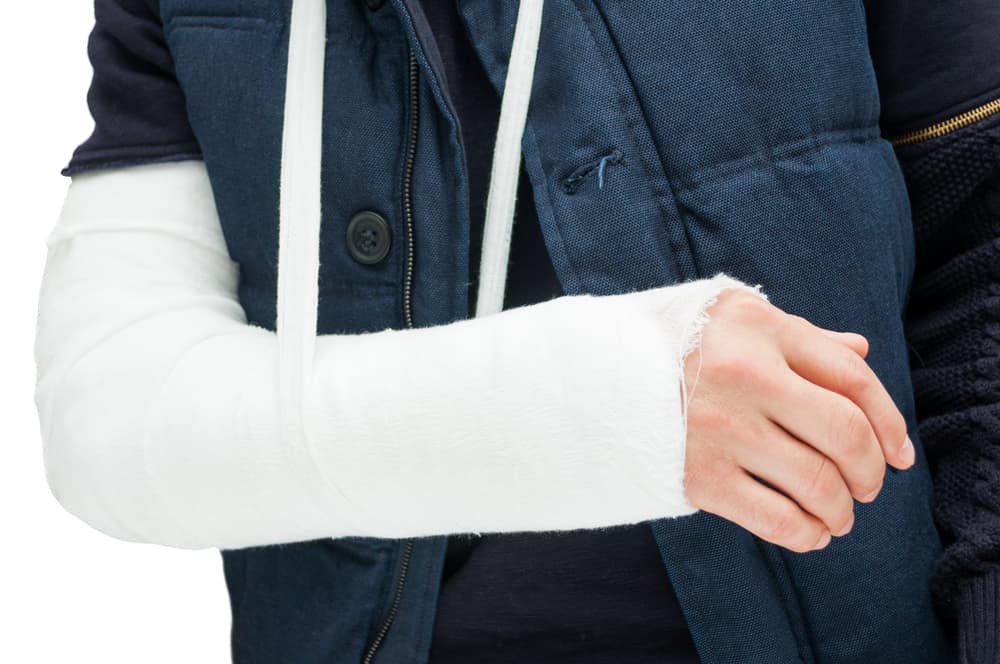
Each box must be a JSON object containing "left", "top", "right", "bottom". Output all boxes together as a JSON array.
[{"left": 154, "top": 0, "right": 956, "bottom": 661}]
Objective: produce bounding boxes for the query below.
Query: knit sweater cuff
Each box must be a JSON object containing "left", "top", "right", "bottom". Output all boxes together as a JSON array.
[{"left": 958, "top": 571, "right": 1000, "bottom": 664}]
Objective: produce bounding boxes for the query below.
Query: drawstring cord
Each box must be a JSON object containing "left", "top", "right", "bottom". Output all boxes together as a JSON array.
[
  {"left": 475, "top": 0, "right": 545, "bottom": 316},
  {"left": 275, "top": 0, "right": 544, "bottom": 448}
]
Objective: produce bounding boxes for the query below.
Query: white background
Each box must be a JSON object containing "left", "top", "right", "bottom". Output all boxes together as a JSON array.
[{"left": 0, "top": 5, "right": 231, "bottom": 662}]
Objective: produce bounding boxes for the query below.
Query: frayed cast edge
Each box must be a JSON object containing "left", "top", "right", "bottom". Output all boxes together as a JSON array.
[{"left": 676, "top": 274, "right": 769, "bottom": 449}]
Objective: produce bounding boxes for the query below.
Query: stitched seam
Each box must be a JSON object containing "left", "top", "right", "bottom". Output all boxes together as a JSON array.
[
  {"left": 164, "top": 15, "right": 270, "bottom": 34},
  {"left": 574, "top": 0, "right": 695, "bottom": 280},
  {"left": 521, "top": 125, "right": 584, "bottom": 293},
  {"left": 450, "top": 2, "right": 582, "bottom": 294},
  {"left": 672, "top": 128, "right": 882, "bottom": 193},
  {"left": 246, "top": 282, "right": 400, "bottom": 296}
]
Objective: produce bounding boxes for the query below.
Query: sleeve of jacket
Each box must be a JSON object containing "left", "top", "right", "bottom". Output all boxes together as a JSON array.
[
  {"left": 63, "top": 0, "right": 201, "bottom": 175},
  {"left": 866, "top": 3, "right": 1000, "bottom": 662}
]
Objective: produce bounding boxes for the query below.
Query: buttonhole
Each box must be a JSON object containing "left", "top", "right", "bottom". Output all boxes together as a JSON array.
[{"left": 561, "top": 149, "right": 624, "bottom": 195}]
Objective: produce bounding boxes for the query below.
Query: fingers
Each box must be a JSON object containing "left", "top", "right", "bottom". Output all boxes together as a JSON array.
[
  {"left": 728, "top": 416, "right": 855, "bottom": 535},
  {"left": 693, "top": 464, "right": 832, "bottom": 553},
  {"left": 680, "top": 301, "right": 911, "bottom": 549},
  {"left": 776, "top": 316, "right": 913, "bottom": 471},
  {"left": 762, "top": 371, "right": 887, "bottom": 502}
]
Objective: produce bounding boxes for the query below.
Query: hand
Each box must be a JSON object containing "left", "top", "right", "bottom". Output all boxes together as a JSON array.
[{"left": 680, "top": 288, "right": 915, "bottom": 553}]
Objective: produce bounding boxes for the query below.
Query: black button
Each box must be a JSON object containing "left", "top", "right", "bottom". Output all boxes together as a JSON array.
[
  {"left": 346, "top": 211, "right": 392, "bottom": 265},
  {"left": 364, "top": 0, "right": 383, "bottom": 10}
]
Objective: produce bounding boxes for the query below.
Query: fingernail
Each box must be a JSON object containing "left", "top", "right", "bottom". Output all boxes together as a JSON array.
[
  {"left": 900, "top": 435, "right": 915, "bottom": 467},
  {"left": 813, "top": 530, "right": 832, "bottom": 549}
]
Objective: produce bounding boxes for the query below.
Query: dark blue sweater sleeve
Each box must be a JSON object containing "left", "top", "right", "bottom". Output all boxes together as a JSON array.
[
  {"left": 899, "top": 112, "right": 1000, "bottom": 664},
  {"left": 63, "top": 0, "right": 201, "bottom": 176},
  {"left": 866, "top": 3, "right": 1000, "bottom": 662}
]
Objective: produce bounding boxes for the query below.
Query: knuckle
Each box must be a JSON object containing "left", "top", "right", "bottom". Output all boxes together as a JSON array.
[
  {"left": 764, "top": 503, "right": 803, "bottom": 541},
  {"left": 798, "top": 456, "right": 839, "bottom": 503},
  {"left": 706, "top": 350, "right": 754, "bottom": 381},
  {"left": 726, "top": 290, "right": 780, "bottom": 328},
  {"left": 833, "top": 352, "right": 870, "bottom": 395},
  {"left": 833, "top": 403, "right": 872, "bottom": 459},
  {"left": 706, "top": 352, "right": 780, "bottom": 397},
  {"left": 687, "top": 402, "right": 735, "bottom": 435},
  {"left": 721, "top": 287, "right": 769, "bottom": 312}
]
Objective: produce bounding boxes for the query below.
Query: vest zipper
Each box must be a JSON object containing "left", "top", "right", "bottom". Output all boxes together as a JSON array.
[
  {"left": 401, "top": 50, "right": 420, "bottom": 328},
  {"left": 361, "top": 49, "right": 420, "bottom": 664},
  {"left": 362, "top": 539, "right": 416, "bottom": 663},
  {"left": 889, "top": 96, "right": 1000, "bottom": 146}
]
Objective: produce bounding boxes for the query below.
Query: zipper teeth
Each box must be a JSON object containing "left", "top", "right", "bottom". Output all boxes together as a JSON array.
[
  {"left": 362, "top": 539, "right": 416, "bottom": 664},
  {"left": 361, "top": 49, "right": 420, "bottom": 664},
  {"left": 889, "top": 96, "right": 1000, "bottom": 146},
  {"left": 402, "top": 51, "right": 420, "bottom": 329}
]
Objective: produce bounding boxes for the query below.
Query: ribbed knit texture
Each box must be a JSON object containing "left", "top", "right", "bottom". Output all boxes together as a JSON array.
[
  {"left": 959, "top": 573, "right": 1000, "bottom": 664},
  {"left": 897, "top": 110, "right": 1000, "bottom": 663}
]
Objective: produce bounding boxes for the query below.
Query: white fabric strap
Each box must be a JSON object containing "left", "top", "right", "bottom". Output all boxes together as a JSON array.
[
  {"left": 476, "top": 0, "right": 545, "bottom": 317},
  {"left": 273, "top": 0, "right": 544, "bottom": 484},
  {"left": 276, "top": 0, "right": 328, "bottom": 499}
]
